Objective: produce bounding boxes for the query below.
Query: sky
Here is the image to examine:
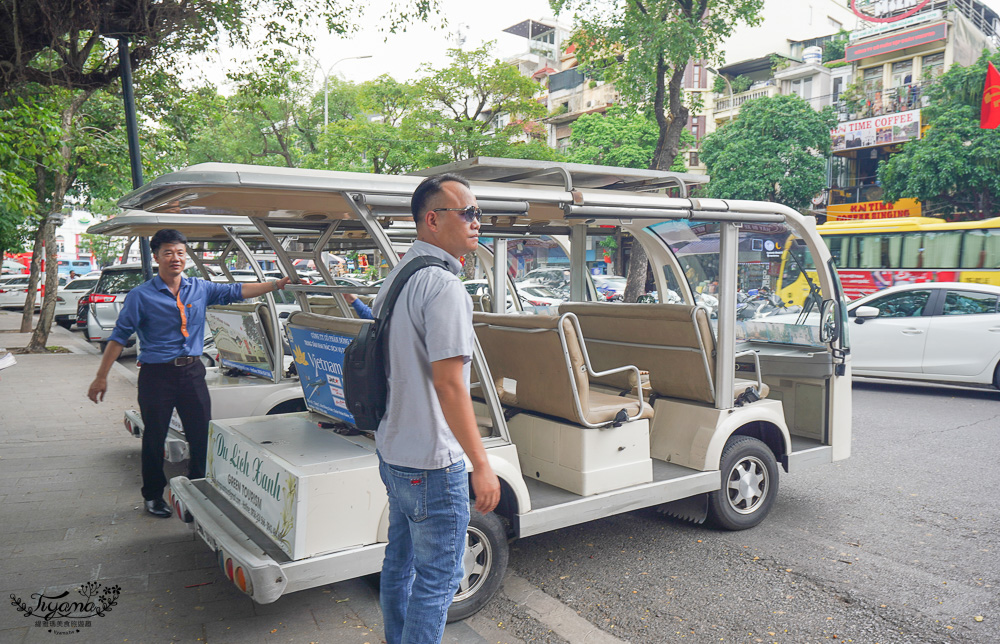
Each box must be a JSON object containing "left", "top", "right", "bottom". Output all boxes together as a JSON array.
[
  {"left": 192, "top": 0, "right": 561, "bottom": 91},
  {"left": 191, "top": 0, "right": 1000, "bottom": 92}
]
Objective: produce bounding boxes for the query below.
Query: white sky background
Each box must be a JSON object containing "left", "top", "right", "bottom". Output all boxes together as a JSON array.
[
  {"left": 187, "top": 0, "right": 560, "bottom": 92},
  {"left": 187, "top": 0, "right": 1000, "bottom": 92}
]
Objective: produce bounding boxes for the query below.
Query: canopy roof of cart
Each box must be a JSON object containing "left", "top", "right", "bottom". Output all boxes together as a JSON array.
[
  {"left": 87, "top": 211, "right": 415, "bottom": 246},
  {"left": 115, "top": 158, "right": 800, "bottom": 230}
]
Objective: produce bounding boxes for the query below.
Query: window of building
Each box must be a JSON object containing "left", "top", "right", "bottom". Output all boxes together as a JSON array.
[
  {"left": 693, "top": 64, "right": 701, "bottom": 86},
  {"left": 891, "top": 59, "right": 913, "bottom": 87},
  {"left": 828, "top": 17, "right": 842, "bottom": 30},
  {"left": 691, "top": 119, "right": 699, "bottom": 140},
  {"left": 55, "top": 236, "right": 65, "bottom": 253},
  {"left": 832, "top": 76, "right": 843, "bottom": 102},
  {"left": 922, "top": 52, "right": 944, "bottom": 80},
  {"left": 863, "top": 66, "right": 882, "bottom": 92},
  {"left": 790, "top": 76, "right": 813, "bottom": 101},
  {"left": 689, "top": 151, "right": 699, "bottom": 167}
]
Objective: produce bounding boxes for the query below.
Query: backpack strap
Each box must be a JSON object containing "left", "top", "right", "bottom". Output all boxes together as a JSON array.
[{"left": 376, "top": 255, "right": 451, "bottom": 322}]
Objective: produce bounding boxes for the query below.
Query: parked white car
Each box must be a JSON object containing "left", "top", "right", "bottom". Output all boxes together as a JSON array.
[
  {"left": 54, "top": 274, "right": 101, "bottom": 328},
  {"left": 848, "top": 282, "right": 1000, "bottom": 389},
  {"left": 0, "top": 275, "right": 67, "bottom": 309}
]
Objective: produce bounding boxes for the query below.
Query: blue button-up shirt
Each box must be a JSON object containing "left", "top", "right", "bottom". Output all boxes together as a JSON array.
[{"left": 108, "top": 275, "right": 244, "bottom": 364}]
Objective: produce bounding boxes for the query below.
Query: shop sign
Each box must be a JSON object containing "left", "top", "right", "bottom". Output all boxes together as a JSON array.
[
  {"left": 826, "top": 198, "right": 922, "bottom": 221},
  {"left": 845, "top": 22, "right": 946, "bottom": 62},
  {"left": 849, "top": 9, "right": 942, "bottom": 40},
  {"left": 850, "top": 0, "right": 931, "bottom": 23},
  {"left": 207, "top": 425, "right": 298, "bottom": 556},
  {"left": 831, "top": 109, "right": 920, "bottom": 152}
]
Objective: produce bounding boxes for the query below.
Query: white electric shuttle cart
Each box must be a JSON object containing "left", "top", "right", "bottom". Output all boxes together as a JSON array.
[
  {"left": 114, "top": 159, "right": 851, "bottom": 621},
  {"left": 88, "top": 213, "right": 329, "bottom": 461}
]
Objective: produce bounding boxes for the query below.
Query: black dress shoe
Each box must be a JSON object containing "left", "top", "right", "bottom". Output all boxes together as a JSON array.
[{"left": 145, "top": 498, "right": 172, "bottom": 518}]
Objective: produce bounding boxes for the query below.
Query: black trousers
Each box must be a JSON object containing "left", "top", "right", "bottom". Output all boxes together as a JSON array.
[{"left": 137, "top": 360, "right": 211, "bottom": 501}]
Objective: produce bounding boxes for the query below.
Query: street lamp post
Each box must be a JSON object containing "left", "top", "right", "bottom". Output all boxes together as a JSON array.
[
  {"left": 317, "top": 55, "right": 373, "bottom": 131},
  {"left": 706, "top": 66, "right": 734, "bottom": 124}
]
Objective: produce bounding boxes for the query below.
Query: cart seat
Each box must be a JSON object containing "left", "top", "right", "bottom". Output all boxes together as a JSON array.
[
  {"left": 559, "top": 303, "right": 768, "bottom": 406},
  {"left": 473, "top": 312, "right": 651, "bottom": 428}
]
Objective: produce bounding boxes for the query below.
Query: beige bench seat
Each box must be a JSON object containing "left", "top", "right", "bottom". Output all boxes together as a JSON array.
[
  {"left": 559, "top": 303, "right": 768, "bottom": 406},
  {"left": 473, "top": 312, "right": 651, "bottom": 428}
]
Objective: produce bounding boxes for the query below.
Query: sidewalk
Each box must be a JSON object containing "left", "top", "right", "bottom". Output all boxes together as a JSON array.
[{"left": 0, "top": 312, "right": 525, "bottom": 644}]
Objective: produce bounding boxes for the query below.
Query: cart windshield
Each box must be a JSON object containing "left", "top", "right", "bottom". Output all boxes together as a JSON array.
[{"left": 648, "top": 220, "right": 826, "bottom": 347}]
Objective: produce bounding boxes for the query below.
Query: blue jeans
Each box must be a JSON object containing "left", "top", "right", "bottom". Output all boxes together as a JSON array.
[{"left": 377, "top": 452, "right": 470, "bottom": 644}]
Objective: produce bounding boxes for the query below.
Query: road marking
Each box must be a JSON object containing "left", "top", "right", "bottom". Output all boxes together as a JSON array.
[{"left": 501, "top": 573, "right": 627, "bottom": 644}]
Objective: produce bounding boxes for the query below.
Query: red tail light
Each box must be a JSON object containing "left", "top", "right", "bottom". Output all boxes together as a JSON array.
[{"left": 90, "top": 293, "right": 117, "bottom": 303}]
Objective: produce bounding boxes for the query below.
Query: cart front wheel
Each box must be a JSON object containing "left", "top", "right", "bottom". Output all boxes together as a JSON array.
[
  {"left": 447, "top": 510, "right": 508, "bottom": 623},
  {"left": 707, "top": 436, "right": 778, "bottom": 531}
]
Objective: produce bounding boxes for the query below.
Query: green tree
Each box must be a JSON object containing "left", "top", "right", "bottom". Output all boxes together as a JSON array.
[
  {"left": 552, "top": 0, "right": 763, "bottom": 171},
  {"left": 2, "top": 0, "right": 438, "bottom": 351},
  {"left": 0, "top": 0, "right": 437, "bottom": 92},
  {"left": 552, "top": 0, "right": 763, "bottom": 301},
  {"left": 878, "top": 52, "right": 1000, "bottom": 218},
  {"left": 701, "top": 94, "right": 836, "bottom": 210},
  {"left": 79, "top": 233, "right": 126, "bottom": 268},
  {"left": 414, "top": 43, "right": 549, "bottom": 164},
  {"left": 566, "top": 104, "right": 693, "bottom": 170}
]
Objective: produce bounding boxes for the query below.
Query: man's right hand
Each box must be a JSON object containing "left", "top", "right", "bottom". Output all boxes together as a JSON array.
[
  {"left": 471, "top": 464, "right": 500, "bottom": 515},
  {"left": 87, "top": 376, "right": 107, "bottom": 403}
]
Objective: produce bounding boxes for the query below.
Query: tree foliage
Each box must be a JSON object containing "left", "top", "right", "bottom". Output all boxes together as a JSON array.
[
  {"left": 0, "top": 0, "right": 438, "bottom": 92},
  {"left": 878, "top": 52, "right": 1000, "bottom": 218},
  {"left": 414, "top": 44, "right": 549, "bottom": 164},
  {"left": 566, "top": 104, "right": 692, "bottom": 170},
  {"left": 551, "top": 0, "right": 763, "bottom": 171},
  {"left": 700, "top": 94, "right": 836, "bottom": 210}
]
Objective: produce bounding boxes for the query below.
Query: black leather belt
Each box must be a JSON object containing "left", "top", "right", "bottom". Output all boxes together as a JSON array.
[{"left": 171, "top": 356, "right": 197, "bottom": 366}]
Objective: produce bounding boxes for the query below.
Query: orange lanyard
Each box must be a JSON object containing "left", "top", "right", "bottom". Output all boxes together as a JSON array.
[{"left": 175, "top": 291, "right": 189, "bottom": 338}]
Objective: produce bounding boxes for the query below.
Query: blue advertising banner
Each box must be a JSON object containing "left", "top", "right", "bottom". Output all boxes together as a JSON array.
[
  {"left": 286, "top": 324, "right": 355, "bottom": 424},
  {"left": 206, "top": 308, "right": 277, "bottom": 380}
]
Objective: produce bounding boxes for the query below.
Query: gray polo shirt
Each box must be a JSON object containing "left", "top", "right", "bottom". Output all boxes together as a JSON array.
[{"left": 372, "top": 240, "right": 474, "bottom": 469}]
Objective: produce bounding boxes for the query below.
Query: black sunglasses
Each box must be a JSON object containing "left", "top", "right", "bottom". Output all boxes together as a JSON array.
[{"left": 430, "top": 205, "right": 483, "bottom": 223}]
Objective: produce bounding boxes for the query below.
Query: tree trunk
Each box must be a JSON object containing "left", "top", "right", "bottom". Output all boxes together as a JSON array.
[
  {"left": 622, "top": 60, "right": 690, "bottom": 303},
  {"left": 24, "top": 90, "right": 90, "bottom": 349},
  {"left": 27, "top": 219, "right": 59, "bottom": 352},
  {"left": 622, "top": 236, "right": 647, "bottom": 303},
  {"left": 19, "top": 221, "right": 45, "bottom": 333}
]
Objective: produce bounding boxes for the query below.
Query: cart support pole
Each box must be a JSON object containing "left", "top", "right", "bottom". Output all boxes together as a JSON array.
[
  {"left": 493, "top": 238, "right": 507, "bottom": 313},
  {"left": 715, "top": 222, "right": 738, "bottom": 409},
  {"left": 569, "top": 224, "right": 587, "bottom": 302}
]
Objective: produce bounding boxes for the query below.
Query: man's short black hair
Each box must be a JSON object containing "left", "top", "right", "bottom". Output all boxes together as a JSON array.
[
  {"left": 150, "top": 229, "right": 187, "bottom": 253},
  {"left": 411, "top": 173, "right": 471, "bottom": 224}
]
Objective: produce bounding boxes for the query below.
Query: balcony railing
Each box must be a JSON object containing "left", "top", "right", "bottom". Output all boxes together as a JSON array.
[
  {"left": 713, "top": 83, "right": 778, "bottom": 113},
  {"left": 837, "top": 79, "right": 934, "bottom": 121}
]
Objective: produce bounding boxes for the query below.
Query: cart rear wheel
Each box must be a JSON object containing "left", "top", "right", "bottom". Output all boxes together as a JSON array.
[
  {"left": 707, "top": 436, "right": 778, "bottom": 531},
  {"left": 447, "top": 510, "right": 508, "bottom": 623}
]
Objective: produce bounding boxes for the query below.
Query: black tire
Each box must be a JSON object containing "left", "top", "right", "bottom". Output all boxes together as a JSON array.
[
  {"left": 446, "top": 510, "right": 508, "bottom": 623},
  {"left": 266, "top": 398, "right": 307, "bottom": 415},
  {"left": 56, "top": 320, "right": 73, "bottom": 330},
  {"left": 98, "top": 341, "right": 108, "bottom": 354},
  {"left": 994, "top": 361, "right": 1000, "bottom": 390},
  {"left": 707, "top": 435, "right": 779, "bottom": 531}
]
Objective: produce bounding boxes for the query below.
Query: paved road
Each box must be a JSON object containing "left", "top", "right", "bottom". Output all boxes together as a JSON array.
[
  {"left": 10, "top": 321, "right": 997, "bottom": 642},
  {"left": 505, "top": 379, "right": 999, "bottom": 643}
]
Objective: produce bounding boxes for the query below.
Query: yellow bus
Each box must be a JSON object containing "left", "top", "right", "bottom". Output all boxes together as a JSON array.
[{"left": 777, "top": 217, "right": 1000, "bottom": 302}]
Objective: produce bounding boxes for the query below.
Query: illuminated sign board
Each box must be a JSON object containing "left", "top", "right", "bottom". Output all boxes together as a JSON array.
[
  {"left": 850, "top": 0, "right": 932, "bottom": 23},
  {"left": 845, "top": 23, "right": 947, "bottom": 62},
  {"left": 831, "top": 109, "right": 921, "bottom": 152}
]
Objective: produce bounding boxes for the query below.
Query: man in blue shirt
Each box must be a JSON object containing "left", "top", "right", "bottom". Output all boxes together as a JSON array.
[{"left": 87, "top": 229, "right": 292, "bottom": 518}]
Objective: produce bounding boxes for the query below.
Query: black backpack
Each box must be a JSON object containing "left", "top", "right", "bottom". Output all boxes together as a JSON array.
[{"left": 343, "top": 256, "right": 450, "bottom": 432}]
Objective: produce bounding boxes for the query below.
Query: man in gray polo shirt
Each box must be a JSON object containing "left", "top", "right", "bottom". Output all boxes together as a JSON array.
[{"left": 372, "top": 173, "right": 500, "bottom": 644}]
